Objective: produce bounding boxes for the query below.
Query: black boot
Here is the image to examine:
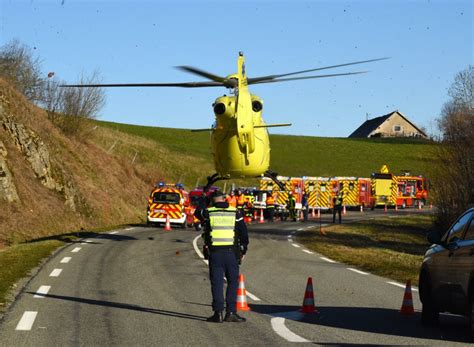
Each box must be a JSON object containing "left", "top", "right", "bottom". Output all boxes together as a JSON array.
[
  {"left": 206, "top": 311, "right": 223, "bottom": 323},
  {"left": 224, "top": 312, "right": 246, "bottom": 322}
]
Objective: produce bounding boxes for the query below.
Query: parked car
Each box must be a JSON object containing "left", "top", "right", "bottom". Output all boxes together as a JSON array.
[{"left": 419, "top": 207, "right": 474, "bottom": 333}]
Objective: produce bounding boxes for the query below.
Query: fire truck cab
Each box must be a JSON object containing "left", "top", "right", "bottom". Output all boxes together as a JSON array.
[{"left": 147, "top": 183, "right": 190, "bottom": 228}]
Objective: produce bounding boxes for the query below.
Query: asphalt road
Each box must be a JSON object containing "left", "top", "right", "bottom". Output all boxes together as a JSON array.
[{"left": 0, "top": 209, "right": 472, "bottom": 346}]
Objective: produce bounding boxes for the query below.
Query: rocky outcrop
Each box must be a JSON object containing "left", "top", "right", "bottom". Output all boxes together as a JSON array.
[
  {"left": 0, "top": 103, "right": 79, "bottom": 211},
  {"left": 0, "top": 140, "right": 19, "bottom": 202}
]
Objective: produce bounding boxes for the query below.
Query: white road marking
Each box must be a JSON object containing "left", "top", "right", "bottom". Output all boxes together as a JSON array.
[
  {"left": 15, "top": 311, "right": 38, "bottom": 331},
  {"left": 125, "top": 227, "right": 134, "bottom": 231},
  {"left": 297, "top": 228, "right": 304, "bottom": 231},
  {"left": 287, "top": 239, "right": 293, "bottom": 242},
  {"left": 303, "top": 250, "right": 313, "bottom": 254},
  {"left": 71, "top": 247, "right": 81, "bottom": 253},
  {"left": 271, "top": 317, "right": 310, "bottom": 343},
  {"left": 291, "top": 231, "right": 296, "bottom": 235},
  {"left": 347, "top": 268, "right": 369, "bottom": 275},
  {"left": 109, "top": 231, "right": 119, "bottom": 234},
  {"left": 287, "top": 235, "right": 292, "bottom": 238},
  {"left": 192, "top": 235, "right": 260, "bottom": 301},
  {"left": 34, "top": 286, "right": 51, "bottom": 298},
  {"left": 291, "top": 244, "right": 301, "bottom": 248},
  {"left": 60, "top": 257, "right": 71, "bottom": 264},
  {"left": 320, "top": 256, "right": 336, "bottom": 263},
  {"left": 49, "top": 269, "right": 62, "bottom": 277},
  {"left": 387, "top": 281, "right": 418, "bottom": 292}
]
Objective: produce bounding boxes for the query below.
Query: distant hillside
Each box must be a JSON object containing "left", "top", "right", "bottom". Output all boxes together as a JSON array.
[
  {"left": 0, "top": 77, "right": 436, "bottom": 247},
  {"left": 98, "top": 120, "right": 436, "bottom": 179}
]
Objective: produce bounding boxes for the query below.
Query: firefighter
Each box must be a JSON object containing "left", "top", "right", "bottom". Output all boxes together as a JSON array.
[
  {"left": 333, "top": 190, "right": 343, "bottom": 224},
  {"left": 287, "top": 193, "right": 297, "bottom": 222},
  {"left": 302, "top": 191, "right": 309, "bottom": 222},
  {"left": 243, "top": 194, "right": 253, "bottom": 222},
  {"left": 265, "top": 193, "right": 275, "bottom": 222},
  {"left": 226, "top": 191, "right": 237, "bottom": 208},
  {"left": 201, "top": 190, "right": 249, "bottom": 323},
  {"left": 236, "top": 189, "right": 245, "bottom": 214}
]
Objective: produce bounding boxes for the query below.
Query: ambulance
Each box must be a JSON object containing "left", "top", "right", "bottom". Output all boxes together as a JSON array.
[{"left": 147, "top": 183, "right": 190, "bottom": 228}]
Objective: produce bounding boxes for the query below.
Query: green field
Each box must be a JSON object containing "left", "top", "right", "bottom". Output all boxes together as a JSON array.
[{"left": 97, "top": 120, "right": 436, "bottom": 184}]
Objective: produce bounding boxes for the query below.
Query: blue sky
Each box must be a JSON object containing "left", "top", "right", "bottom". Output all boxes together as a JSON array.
[{"left": 1, "top": 0, "right": 472, "bottom": 137}]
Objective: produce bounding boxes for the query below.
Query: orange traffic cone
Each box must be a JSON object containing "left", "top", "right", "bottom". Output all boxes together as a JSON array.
[
  {"left": 418, "top": 201, "right": 422, "bottom": 210},
  {"left": 237, "top": 274, "right": 250, "bottom": 311},
  {"left": 342, "top": 205, "right": 346, "bottom": 215},
  {"left": 384, "top": 204, "right": 387, "bottom": 213},
  {"left": 360, "top": 205, "right": 364, "bottom": 213},
  {"left": 400, "top": 280, "right": 415, "bottom": 315},
  {"left": 259, "top": 209, "right": 265, "bottom": 224},
  {"left": 253, "top": 210, "right": 257, "bottom": 220},
  {"left": 300, "top": 277, "right": 317, "bottom": 313},
  {"left": 164, "top": 214, "right": 172, "bottom": 231},
  {"left": 395, "top": 204, "right": 398, "bottom": 212},
  {"left": 317, "top": 208, "right": 320, "bottom": 218},
  {"left": 430, "top": 203, "right": 433, "bottom": 209},
  {"left": 311, "top": 208, "right": 315, "bottom": 218}
]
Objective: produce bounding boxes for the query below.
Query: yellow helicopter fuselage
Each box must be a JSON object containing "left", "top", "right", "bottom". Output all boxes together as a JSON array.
[{"left": 211, "top": 93, "right": 270, "bottom": 177}]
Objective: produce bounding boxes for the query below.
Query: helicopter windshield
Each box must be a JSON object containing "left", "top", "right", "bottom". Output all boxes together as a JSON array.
[{"left": 153, "top": 192, "right": 180, "bottom": 204}]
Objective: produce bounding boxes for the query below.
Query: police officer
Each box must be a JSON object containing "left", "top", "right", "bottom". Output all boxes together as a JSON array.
[
  {"left": 202, "top": 190, "right": 249, "bottom": 323},
  {"left": 332, "top": 191, "right": 343, "bottom": 224}
]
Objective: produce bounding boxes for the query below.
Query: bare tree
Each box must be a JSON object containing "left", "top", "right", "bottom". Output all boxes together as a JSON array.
[
  {"left": 0, "top": 39, "right": 44, "bottom": 102},
  {"left": 432, "top": 66, "right": 474, "bottom": 230}
]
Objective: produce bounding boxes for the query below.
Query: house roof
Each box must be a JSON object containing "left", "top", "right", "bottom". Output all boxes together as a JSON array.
[{"left": 348, "top": 110, "right": 427, "bottom": 138}]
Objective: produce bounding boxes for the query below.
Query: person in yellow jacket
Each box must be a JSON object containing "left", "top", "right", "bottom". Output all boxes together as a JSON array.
[{"left": 201, "top": 190, "right": 249, "bottom": 323}]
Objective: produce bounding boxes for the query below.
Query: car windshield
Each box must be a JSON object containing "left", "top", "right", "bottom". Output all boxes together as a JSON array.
[{"left": 153, "top": 192, "right": 180, "bottom": 204}]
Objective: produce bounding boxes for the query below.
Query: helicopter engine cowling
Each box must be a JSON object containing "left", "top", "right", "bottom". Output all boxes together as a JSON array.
[{"left": 212, "top": 96, "right": 235, "bottom": 118}]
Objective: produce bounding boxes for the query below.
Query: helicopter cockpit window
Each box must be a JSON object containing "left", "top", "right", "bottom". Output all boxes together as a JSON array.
[{"left": 153, "top": 192, "right": 180, "bottom": 204}]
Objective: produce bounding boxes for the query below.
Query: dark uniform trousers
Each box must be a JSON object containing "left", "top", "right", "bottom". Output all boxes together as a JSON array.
[{"left": 209, "top": 248, "right": 239, "bottom": 313}]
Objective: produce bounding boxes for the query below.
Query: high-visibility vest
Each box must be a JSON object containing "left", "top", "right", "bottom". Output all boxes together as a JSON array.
[
  {"left": 208, "top": 207, "right": 236, "bottom": 246},
  {"left": 237, "top": 194, "right": 245, "bottom": 207},
  {"left": 227, "top": 195, "right": 237, "bottom": 208},
  {"left": 266, "top": 196, "right": 275, "bottom": 208}
]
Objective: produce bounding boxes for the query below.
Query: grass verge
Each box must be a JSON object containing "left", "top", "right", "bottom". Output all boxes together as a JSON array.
[{"left": 298, "top": 215, "right": 434, "bottom": 285}]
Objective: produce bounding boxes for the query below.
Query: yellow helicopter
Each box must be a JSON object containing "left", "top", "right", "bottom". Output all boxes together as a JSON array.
[{"left": 62, "top": 52, "right": 386, "bottom": 190}]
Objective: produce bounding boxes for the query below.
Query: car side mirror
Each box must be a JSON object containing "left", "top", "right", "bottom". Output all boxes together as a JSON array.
[{"left": 427, "top": 231, "right": 443, "bottom": 245}]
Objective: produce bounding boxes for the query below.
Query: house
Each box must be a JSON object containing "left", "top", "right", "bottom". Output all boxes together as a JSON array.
[{"left": 348, "top": 110, "right": 427, "bottom": 138}]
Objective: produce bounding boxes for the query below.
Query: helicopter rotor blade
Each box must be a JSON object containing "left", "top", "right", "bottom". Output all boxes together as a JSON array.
[
  {"left": 176, "top": 66, "right": 226, "bottom": 83},
  {"left": 176, "top": 66, "right": 238, "bottom": 88},
  {"left": 250, "top": 71, "right": 369, "bottom": 85},
  {"left": 248, "top": 57, "right": 389, "bottom": 84},
  {"left": 60, "top": 81, "right": 224, "bottom": 88},
  {"left": 254, "top": 123, "right": 292, "bottom": 128}
]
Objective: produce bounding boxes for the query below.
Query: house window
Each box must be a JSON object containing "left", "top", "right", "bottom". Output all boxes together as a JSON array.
[{"left": 393, "top": 125, "right": 402, "bottom": 132}]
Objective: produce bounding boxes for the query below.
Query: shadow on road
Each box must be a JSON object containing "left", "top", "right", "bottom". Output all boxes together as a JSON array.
[
  {"left": 29, "top": 231, "right": 137, "bottom": 244},
  {"left": 250, "top": 304, "right": 472, "bottom": 343},
  {"left": 27, "top": 292, "right": 206, "bottom": 321}
]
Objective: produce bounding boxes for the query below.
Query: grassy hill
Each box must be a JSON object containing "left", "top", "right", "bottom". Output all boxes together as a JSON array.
[{"left": 97, "top": 120, "right": 436, "bottom": 185}]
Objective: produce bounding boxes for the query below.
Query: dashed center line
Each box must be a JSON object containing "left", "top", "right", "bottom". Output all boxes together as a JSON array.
[
  {"left": 320, "top": 257, "right": 336, "bottom": 263},
  {"left": 16, "top": 311, "right": 37, "bottom": 331},
  {"left": 125, "top": 227, "right": 134, "bottom": 231},
  {"left": 347, "top": 268, "right": 369, "bottom": 275},
  {"left": 303, "top": 250, "right": 313, "bottom": 254},
  {"left": 60, "top": 257, "right": 71, "bottom": 264},
  {"left": 49, "top": 269, "right": 62, "bottom": 277},
  {"left": 109, "top": 231, "right": 119, "bottom": 235},
  {"left": 287, "top": 239, "right": 293, "bottom": 242},
  {"left": 387, "top": 281, "right": 418, "bottom": 292},
  {"left": 291, "top": 244, "right": 300, "bottom": 248},
  {"left": 71, "top": 247, "right": 81, "bottom": 253},
  {"left": 297, "top": 228, "right": 304, "bottom": 231},
  {"left": 34, "top": 286, "right": 51, "bottom": 298}
]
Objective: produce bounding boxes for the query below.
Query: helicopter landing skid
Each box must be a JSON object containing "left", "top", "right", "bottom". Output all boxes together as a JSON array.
[
  {"left": 264, "top": 170, "right": 286, "bottom": 191},
  {"left": 204, "top": 173, "right": 230, "bottom": 192}
]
